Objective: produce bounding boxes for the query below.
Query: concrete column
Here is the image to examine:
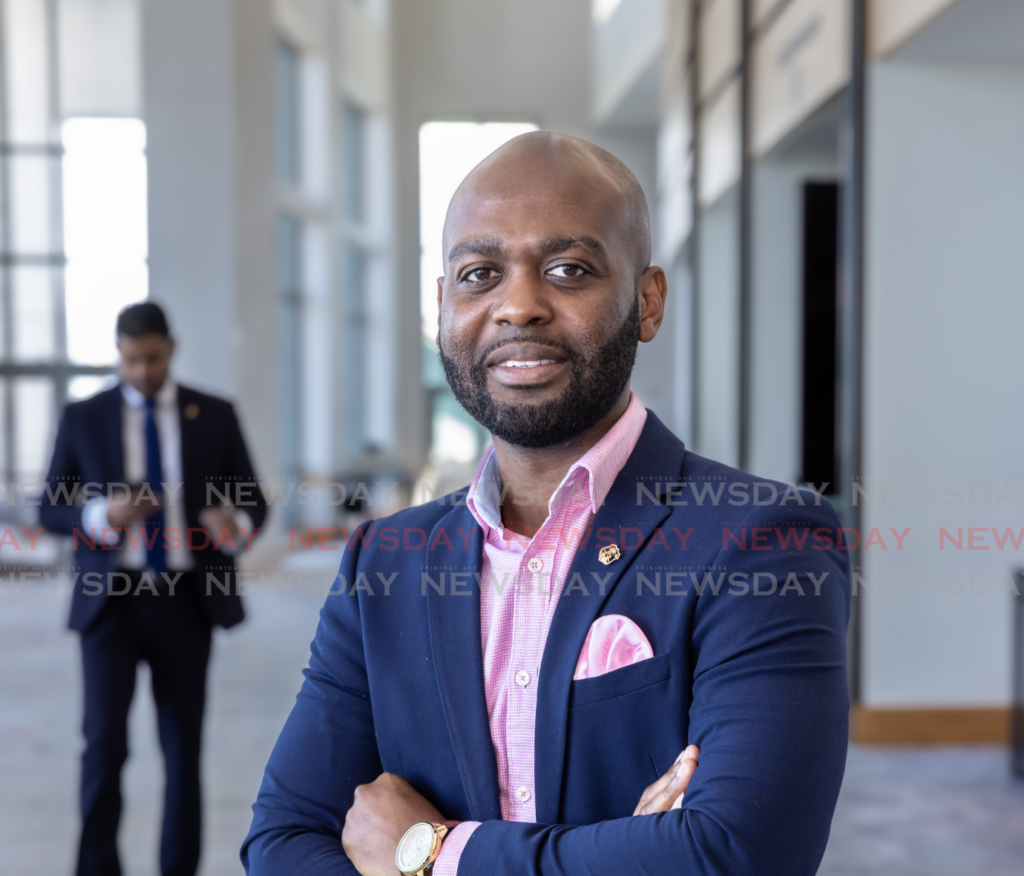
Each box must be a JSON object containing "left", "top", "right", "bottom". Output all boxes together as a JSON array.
[{"left": 142, "top": 0, "right": 280, "bottom": 486}]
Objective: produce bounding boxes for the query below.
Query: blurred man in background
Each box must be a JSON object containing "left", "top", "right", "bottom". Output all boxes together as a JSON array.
[{"left": 41, "top": 301, "right": 268, "bottom": 876}]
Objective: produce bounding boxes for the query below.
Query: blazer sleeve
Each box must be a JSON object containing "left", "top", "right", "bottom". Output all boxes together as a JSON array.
[
  {"left": 223, "top": 402, "right": 268, "bottom": 531},
  {"left": 241, "top": 523, "right": 382, "bottom": 875},
  {"left": 455, "top": 500, "right": 851, "bottom": 876},
  {"left": 39, "top": 403, "right": 85, "bottom": 535}
]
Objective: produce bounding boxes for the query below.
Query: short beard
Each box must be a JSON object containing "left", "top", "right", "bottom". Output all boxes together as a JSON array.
[{"left": 438, "top": 298, "right": 641, "bottom": 448}]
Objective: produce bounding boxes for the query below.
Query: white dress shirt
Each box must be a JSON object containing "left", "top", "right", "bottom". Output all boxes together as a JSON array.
[{"left": 82, "top": 380, "right": 248, "bottom": 569}]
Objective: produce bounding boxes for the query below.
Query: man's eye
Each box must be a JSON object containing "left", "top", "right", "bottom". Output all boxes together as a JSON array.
[
  {"left": 463, "top": 267, "right": 499, "bottom": 283},
  {"left": 548, "top": 263, "right": 587, "bottom": 278}
]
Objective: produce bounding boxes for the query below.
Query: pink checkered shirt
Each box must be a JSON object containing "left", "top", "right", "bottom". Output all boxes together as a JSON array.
[{"left": 433, "top": 393, "right": 647, "bottom": 874}]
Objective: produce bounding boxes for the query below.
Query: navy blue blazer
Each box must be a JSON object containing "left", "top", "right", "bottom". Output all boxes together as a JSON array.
[
  {"left": 242, "top": 412, "right": 849, "bottom": 875},
  {"left": 40, "top": 384, "right": 268, "bottom": 632}
]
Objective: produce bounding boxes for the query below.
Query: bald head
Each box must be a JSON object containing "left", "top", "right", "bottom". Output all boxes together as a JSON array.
[{"left": 443, "top": 131, "right": 652, "bottom": 278}]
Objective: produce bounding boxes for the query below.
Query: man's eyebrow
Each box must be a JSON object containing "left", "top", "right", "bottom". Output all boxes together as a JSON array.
[
  {"left": 447, "top": 235, "right": 608, "bottom": 264},
  {"left": 447, "top": 238, "right": 505, "bottom": 263},
  {"left": 537, "top": 236, "right": 607, "bottom": 258}
]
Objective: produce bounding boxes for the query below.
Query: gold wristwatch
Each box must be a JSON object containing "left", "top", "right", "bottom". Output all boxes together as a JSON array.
[{"left": 395, "top": 821, "right": 458, "bottom": 876}]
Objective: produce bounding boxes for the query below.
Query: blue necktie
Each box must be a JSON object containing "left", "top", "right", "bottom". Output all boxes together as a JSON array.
[{"left": 144, "top": 398, "right": 167, "bottom": 573}]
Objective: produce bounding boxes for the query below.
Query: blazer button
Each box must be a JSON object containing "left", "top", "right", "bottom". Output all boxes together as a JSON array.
[{"left": 516, "top": 786, "right": 531, "bottom": 803}]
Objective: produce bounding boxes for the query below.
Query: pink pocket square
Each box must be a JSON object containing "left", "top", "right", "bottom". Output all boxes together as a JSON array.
[{"left": 573, "top": 614, "right": 654, "bottom": 680}]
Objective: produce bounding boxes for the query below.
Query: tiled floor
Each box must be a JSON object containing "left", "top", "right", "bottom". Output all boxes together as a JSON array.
[
  {"left": 3, "top": 557, "right": 1024, "bottom": 875},
  {"left": 819, "top": 746, "right": 1024, "bottom": 876}
]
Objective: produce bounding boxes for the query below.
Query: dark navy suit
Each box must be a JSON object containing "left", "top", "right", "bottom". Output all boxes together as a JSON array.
[
  {"left": 41, "top": 384, "right": 267, "bottom": 876},
  {"left": 41, "top": 384, "right": 267, "bottom": 633},
  {"left": 242, "top": 413, "right": 849, "bottom": 875}
]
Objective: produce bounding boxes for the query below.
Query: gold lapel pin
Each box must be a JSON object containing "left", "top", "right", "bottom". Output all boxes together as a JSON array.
[
  {"left": 184, "top": 403, "right": 200, "bottom": 420},
  {"left": 598, "top": 544, "right": 621, "bottom": 565}
]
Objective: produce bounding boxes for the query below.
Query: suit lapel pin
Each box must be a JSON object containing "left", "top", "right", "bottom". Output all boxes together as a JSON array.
[
  {"left": 184, "top": 403, "right": 200, "bottom": 420},
  {"left": 598, "top": 544, "right": 621, "bottom": 565}
]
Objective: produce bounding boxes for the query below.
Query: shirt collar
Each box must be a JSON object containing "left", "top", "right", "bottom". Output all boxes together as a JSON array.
[
  {"left": 121, "top": 378, "right": 177, "bottom": 409},
  {"left": 466, "top": 392, "right": 648, "bottom": 535}
]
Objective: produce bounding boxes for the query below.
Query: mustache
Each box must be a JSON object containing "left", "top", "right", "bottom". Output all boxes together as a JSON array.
[{"left": 472, "top": 334, "right": 578, "bottom": 368}]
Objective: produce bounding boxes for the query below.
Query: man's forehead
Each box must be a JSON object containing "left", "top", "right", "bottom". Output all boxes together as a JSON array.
[
  {"left": 455, "top": 169, "right": 621, "bottom": 210},
  {"left": 445, "top": 189, "right": 625, "bottom": 252}
]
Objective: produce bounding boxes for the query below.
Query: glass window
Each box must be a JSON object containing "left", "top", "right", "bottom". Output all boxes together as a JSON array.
[
  {"left": 342, "top": 103, "right": 366, "bottom": 224},
  {"left": 11, "top": 266, "right": 55, "bottom": 361},
  {"left": 13, "top": 376, "right": 53, "bottom": 480},
  {"left": 63, "top": 117, "right": 149, "bottom": 365},
  {"left": 0, "top": 380, "right": 7, "bottom": 477},
  {"left": 275, "top": 40, "right": 300, "bottom": 184},
  {"left": 277, "top": 214, "right": 303, "bottom": 476},
  {"left": 68, "top": 374, "right": 114, "bottom": 401},
  {"left": 8, "top": 154, "right": 52, "bottom": 253},
  {"left": 431, "top": 392, "right": 480, "bottom": 466},
  {"left": 0, "top": 0, "right": 123, "bottom": 485},
  {"left": 343, "top": 244, "right": 366, "bottom": 455},
  {"left": 3, "top": 0, "right": 51, "bottom": 144}
]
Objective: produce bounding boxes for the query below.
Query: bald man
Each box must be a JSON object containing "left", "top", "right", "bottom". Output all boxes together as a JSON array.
[{"left": 242, "top": 133, "right": 850, "bottom": 876}]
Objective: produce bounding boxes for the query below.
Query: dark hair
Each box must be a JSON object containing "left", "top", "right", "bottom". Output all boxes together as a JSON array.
[{"left": 116, "top": 302, "right": 171, "bottom": 339}]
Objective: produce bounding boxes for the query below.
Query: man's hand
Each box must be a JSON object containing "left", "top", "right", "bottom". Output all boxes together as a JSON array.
[
  {"left": 342, "top": 772, "right": 446, "bottom": 876},
  {"left": 199, "top": 506, "right": 240, "bottom": 543},
  {"left": 106, "top": 487, "right": 162, "bottom": 528},
  {"left": 634, "top": 745, "right": 700, "bottom": 816}
]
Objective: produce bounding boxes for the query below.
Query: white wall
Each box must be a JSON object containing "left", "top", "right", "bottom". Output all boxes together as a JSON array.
[
  {"left": 695, "top": 187, "right": 740, "bottom": 468},
  {"left": 144, "top": 0, "right": 238, "bottom": 397},
  {"left": 861, "top": 61, "right": 1024, "bottom": 706}
]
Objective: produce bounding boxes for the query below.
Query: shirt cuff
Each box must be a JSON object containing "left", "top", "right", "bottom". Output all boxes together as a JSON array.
[
  {"left": 234, "top": 508, "right": 254, "bottom": 540},
  {"left": 216, "top": 506, "right": 254, "bottom": 555},
  {"left": 432, "top": 822, "right": 480, "bottom": 876},
  {"left": 82, "top": 499, "right": 119, "bottom": 545}
]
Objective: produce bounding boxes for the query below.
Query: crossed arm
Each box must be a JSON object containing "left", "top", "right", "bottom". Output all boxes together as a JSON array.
[
  {"left": 243, "top": 506, "right": 850, "bottom": 876},
  {"left": 342, "top": 746, "right": 701, "bottom": 875}
]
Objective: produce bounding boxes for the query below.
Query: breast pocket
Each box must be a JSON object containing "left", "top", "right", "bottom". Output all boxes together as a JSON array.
[
  {"left": 570, "top": 650, "right": 672, "bottom": 708},
  {"left": 562, "top": 650, "right": 677, "bottom": 824}
]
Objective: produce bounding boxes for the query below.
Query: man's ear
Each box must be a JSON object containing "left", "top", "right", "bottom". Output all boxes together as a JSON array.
[{"left": 637, "top": 266, "right": 667, "bottom": 343}]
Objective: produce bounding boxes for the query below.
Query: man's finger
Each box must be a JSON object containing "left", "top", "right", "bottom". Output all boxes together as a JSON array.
[
  {"left": 634, "top": 746, "right": 700, "bottom": 816},
  {"left": 633, "top": 752, "right": 690, "bottom": 816},
  {"left": 639, "top": 764, "right": 690, "bottom": 815}
]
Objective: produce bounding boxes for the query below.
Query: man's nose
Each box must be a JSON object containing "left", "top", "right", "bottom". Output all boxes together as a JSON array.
[{"left": 490, "top": 268, "right": 554, "bottom": 328}]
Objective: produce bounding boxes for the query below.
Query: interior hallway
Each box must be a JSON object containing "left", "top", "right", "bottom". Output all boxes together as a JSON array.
[{"left": 2, "top": 557, "right": 1024, "bottom": 875}]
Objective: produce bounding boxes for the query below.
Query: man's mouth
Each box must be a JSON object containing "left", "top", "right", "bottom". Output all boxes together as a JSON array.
[
  {"left": 485, "top": 344, "right": 569, "bottom": 387},
  {"left": 496, "top": 359, "right": 559, "bottom": 369}
]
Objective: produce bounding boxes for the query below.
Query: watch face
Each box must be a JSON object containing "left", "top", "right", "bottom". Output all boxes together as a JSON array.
[{"left": 396, "top": 823, "right": 435, "bottom": 873}]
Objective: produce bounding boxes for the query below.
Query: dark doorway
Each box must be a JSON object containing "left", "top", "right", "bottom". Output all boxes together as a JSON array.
[{"left": 800, "top": 182, "right": 839, "bottom": 492}]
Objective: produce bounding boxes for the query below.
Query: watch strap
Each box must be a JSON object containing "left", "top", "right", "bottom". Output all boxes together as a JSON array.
[{"left": 410, "top": 821, "right": 461, "bottom": 876}]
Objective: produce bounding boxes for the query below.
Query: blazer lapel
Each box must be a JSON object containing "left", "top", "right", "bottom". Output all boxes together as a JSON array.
[
  {"left": 425, "top": 504, "right": 502, "bottom": 821},
  {"left": 105, "top": 386, "right": 125, "bottom": 483},
  {"left": 177, "top": 386, "right": 200, "bottom": 495},
  {"left": 533, "top": 412, "right": 685, "bottom": 823}
]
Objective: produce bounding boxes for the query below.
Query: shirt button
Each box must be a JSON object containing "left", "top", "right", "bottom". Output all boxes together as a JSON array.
[
  {"left": 515, "top": 669, "right": 531, "bottom": 687},
  {"left": 527, "top": 557, "right": 543, "bottom": 573},
  {"left": 516, "top": 786, "right": 532, "bottom": 803}
]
